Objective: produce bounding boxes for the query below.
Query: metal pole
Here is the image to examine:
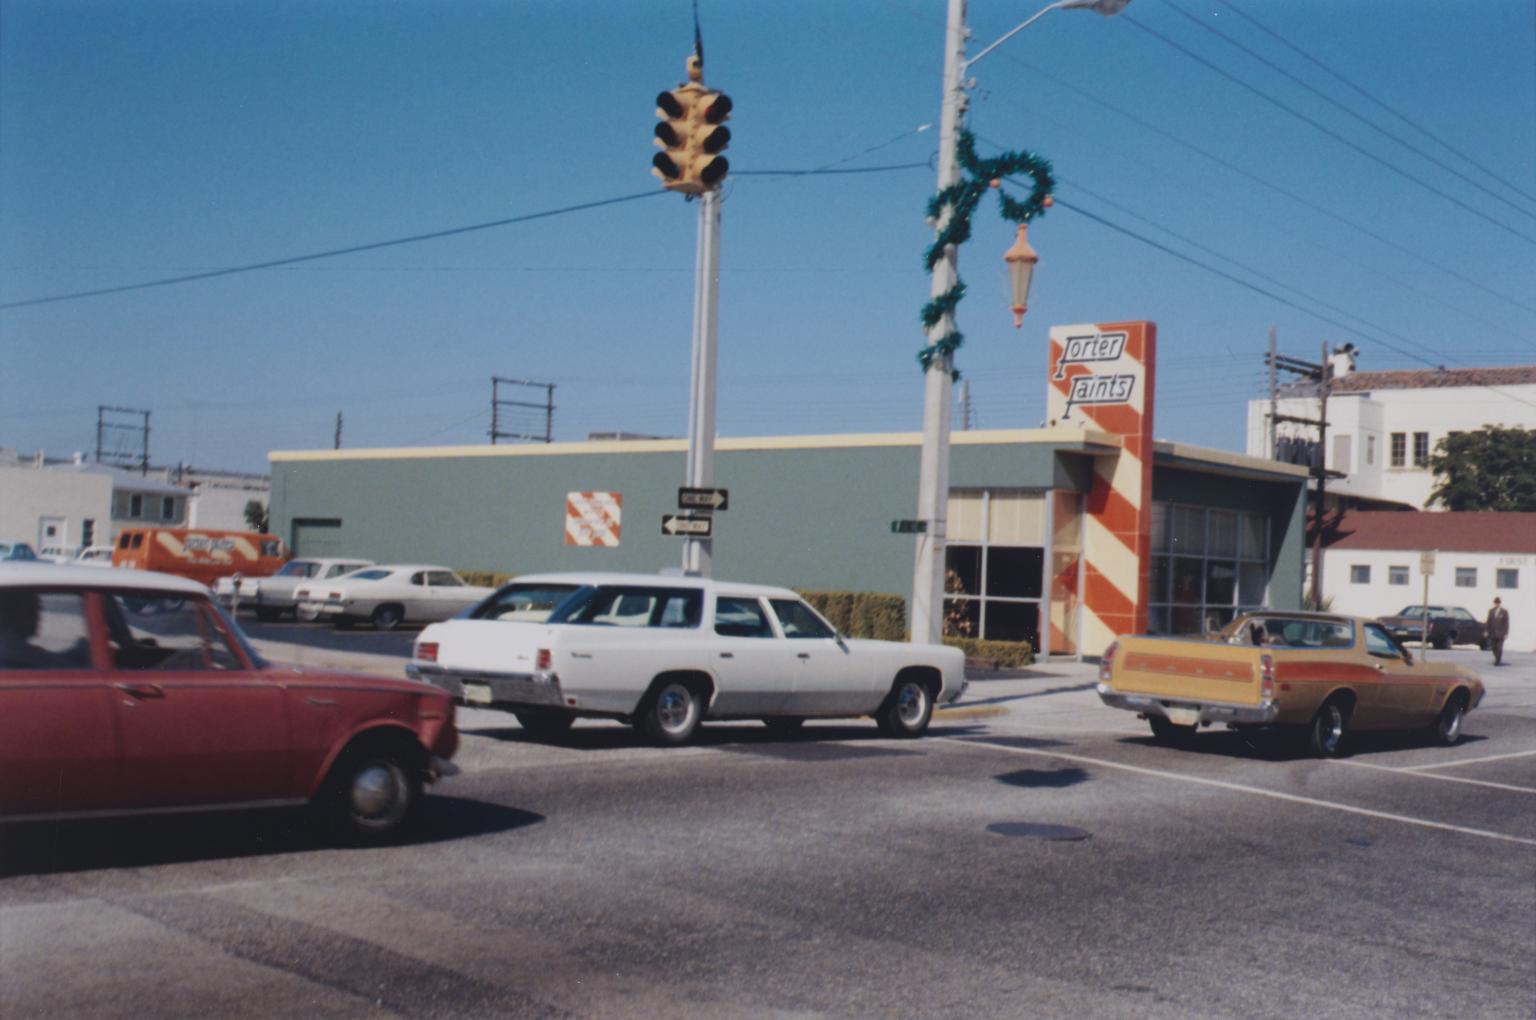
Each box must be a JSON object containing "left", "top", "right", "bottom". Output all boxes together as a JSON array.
[
  {"left": 1310, "top": 340, "right": 1329, "bottom": 608},
  {"left": 683, "top": 188, "right": 721, "bottom": 576},
  {"left": 911, "top": 0, "right": 968, "bottom": 645},
  {"left": 1267, "top": 327, "right": 1277, "bottom": 458}
]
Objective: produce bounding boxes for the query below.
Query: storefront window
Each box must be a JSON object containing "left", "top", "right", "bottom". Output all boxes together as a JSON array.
[
  {"left": 944, "top": 489, "right": 1045, "bottom": 650},
  {"left": 1150, "top": 503, "right": 1269, "bottom": 636}
]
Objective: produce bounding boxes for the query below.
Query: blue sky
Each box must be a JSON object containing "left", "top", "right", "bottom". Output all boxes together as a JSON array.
[{"left": 3, "top": 0, "right": 1533, "bottom": 474}]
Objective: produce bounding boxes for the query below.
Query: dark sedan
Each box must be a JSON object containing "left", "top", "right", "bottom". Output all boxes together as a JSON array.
[{"left": 1378, "top": 605, "right": 1488, "bottom": 650}]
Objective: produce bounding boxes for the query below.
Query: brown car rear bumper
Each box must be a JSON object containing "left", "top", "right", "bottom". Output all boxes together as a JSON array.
[{"left": 1096, "top": 684, "right": 1280, "bottom": 726}]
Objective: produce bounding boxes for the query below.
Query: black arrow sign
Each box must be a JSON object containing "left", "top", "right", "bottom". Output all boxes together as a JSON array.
[
  {"left": 678, "top": 487, "right": 729, "bottom": 511},
  {"left": 662, "top": 514, "right": 713, "bottom": 537}
]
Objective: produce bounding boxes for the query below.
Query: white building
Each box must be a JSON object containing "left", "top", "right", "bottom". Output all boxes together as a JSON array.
[
  {"left": 1247, "top": 365, "right": 1536, "bottom": 510},
  {"left": 0, "top": 449, "right": 268, "bottom": 553},
  {"left": 1322, "top": 510, "right": 1535, "bottom": 652}
]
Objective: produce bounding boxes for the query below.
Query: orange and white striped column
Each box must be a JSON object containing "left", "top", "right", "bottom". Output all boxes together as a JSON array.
[{"left": 1046, "top": 321, "right": 1157, "bottom": 655}]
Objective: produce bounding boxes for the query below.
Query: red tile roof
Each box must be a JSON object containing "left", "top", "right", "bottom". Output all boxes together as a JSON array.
[
  {"left": 1324, "top": 511, "right": 1536, "bottom": 554},
  {"left": 1332, "top": 366, "right": 1536, "bottom": 393}
]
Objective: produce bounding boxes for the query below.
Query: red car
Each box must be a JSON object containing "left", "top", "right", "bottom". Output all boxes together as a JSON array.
[{"left": 0, "top": 563, "right": 458, "bottom": 843}]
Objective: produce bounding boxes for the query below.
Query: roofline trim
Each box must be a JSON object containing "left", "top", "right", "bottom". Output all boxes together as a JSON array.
[{"left": 269, "top": 427, "right": 1125, "bottom": 463}]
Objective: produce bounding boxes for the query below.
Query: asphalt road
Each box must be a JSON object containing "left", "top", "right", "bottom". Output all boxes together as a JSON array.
[{"left": 1, "top": 649, "right": 1532, "bottom": 1018}]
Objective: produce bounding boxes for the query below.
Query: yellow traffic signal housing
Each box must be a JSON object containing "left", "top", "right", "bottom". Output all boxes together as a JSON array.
[{"left": 652, "top": 82, "right": 732, "bottom": 195}]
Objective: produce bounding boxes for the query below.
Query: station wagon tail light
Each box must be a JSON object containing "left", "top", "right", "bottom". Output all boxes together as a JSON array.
[
  {"left": 417, "top": 641, "right": 438, "bottom": 663},
  {"left": 1259, "top": 654, "right": 1276, "bottom": 700},
  {"left": 535, "top": 648, "right": 552, "bottom": 671},
  {"left": 1098, "top": 641, "right": 1118, "bottom": 683}
]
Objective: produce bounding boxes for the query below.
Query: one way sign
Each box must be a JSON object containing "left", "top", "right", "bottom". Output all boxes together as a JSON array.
[
  {"left": 678, "top": 487, "right": 729, "bottom": 511},
  {"left": 662, "top": 514, "right": 713, "bottom": 537}
]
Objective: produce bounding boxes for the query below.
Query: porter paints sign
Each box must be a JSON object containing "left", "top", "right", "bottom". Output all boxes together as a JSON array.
[{"left": 1047, "top": 327, "right": 1143, "bottom": 422}]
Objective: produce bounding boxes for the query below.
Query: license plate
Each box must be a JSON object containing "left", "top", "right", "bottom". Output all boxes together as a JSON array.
[
  {"left": 463, "top": 683, "right": 492, "bottom": 705},
  {"left": 1164, "top": 707, "right": 1200, "bottom": 727}
]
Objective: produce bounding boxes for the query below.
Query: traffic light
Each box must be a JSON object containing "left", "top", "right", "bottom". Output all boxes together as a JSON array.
[{"left": 652, "top": 83, "right": 732, "bottom": 195}]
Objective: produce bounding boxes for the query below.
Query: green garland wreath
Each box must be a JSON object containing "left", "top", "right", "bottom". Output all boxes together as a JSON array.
[{"left": 918, "top": 130, "right": 1055, "bottom": 376}]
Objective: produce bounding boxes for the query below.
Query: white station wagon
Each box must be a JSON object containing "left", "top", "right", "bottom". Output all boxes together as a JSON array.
[
  {"left": 295, "top": 565, "right": 494, "bottom": 631},
  {"left": 407, "top": 572, "right": 968, "bottom": 744}
]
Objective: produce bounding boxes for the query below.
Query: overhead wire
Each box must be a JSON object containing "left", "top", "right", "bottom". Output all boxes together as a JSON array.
[
  {"left": 1157, "top": 0, "right": 1536, "bottom": 225},
  {"left": 1121, "top": 12, "right": 1536, "bottom": 248},
  {"left": 1214, "top": 0, "right": 1536, "bottom": 209}
]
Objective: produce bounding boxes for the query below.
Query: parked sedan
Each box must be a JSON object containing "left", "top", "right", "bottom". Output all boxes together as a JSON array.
[
  {"left": 226, "top": 557, "right": 375, "bottom": 621},
  {"left": 1379, "top": 605, "right": 1488, "bottom": 650},
  {"left": 0, "top": 563, "right": 458, "bottom": 841},
  {"left": 295, "top": 565, "right": 495, "bottom": 631},
  {"left": 0, "top": 542, "right": 40, "bottom": 562}
]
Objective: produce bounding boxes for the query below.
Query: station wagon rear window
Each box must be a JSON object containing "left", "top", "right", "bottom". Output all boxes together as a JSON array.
[
  {"left": 470, "top": 583, "right": 582, "bottom": 622},
  {"left": 348, "top": 569, "right": 392, "bottom": 582},
  {"left": 548, "top": 585, "right": 702, "bottom": 629}
]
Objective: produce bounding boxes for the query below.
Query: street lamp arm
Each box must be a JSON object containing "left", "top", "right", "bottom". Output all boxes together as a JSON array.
[{"left": 965, "top": 0, "right": 1131, "bottom": 71}]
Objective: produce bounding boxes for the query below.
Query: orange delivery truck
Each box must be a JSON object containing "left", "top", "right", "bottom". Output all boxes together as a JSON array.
[{"left": 112, "top": 527, "right": 289, "bottom": 588}]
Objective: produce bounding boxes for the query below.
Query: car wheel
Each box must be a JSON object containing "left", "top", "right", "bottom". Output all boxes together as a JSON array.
[
  {"left": 1432, "top": 632, "right": 1450, "bottom": 651},
  {"left": 255, "top": 606, "right": 283, "bottom": 623},
  {"left": 876, "top": 677, "right": 933, "bottom": 738},
  {"left": 1478, "top": 638, "right": 1489, "bottom": 651},
  {"left": 638, "top": 680, "right": 702, "bottom": 745},
  {"left": 1307, "top": 698, "right": 1350, "bottom": 758},
  {"left": 319, "top": 747, "right": 422, "bottom": 844},
  {"left": 762, "top": 717, "right": 806, "bottom": 737},
  {"left": 515, "top": 711, "right": 575, "bottom": 739},
  {"left": 1148, "top": 714, "right": 1197, "bottom": 745},
  {"left": 371, "top": 604, "right": 404, "bottom": 631},
  {"left": 1429, "top": 695, "right": 1467, "bottom": 747}
]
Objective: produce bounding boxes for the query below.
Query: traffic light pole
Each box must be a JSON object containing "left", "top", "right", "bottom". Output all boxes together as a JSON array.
[
  {"left": 683, "top": 187, "right": 721, "bottom": 576},
  {"left": 910, "top": 0, "right": 968, "bottom": 645}
]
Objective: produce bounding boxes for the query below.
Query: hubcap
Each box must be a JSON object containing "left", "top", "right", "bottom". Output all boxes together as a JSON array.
[
  {"left": 1320, "top": 706, "right": 1343, "bottom": 751},
  {"left": 350, "top": 764, "right": 403, "bottom": 820},
  {"left": 896, "top": 683, "right": 927, "bottom": 726},
  {"left": 657, "top": 687, "right": 694, "bottom": 734},
  {"left": 1443, "top": 706, "right": 1462, "bottom": 741}
]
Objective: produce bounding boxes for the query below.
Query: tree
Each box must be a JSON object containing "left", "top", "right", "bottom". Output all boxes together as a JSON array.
[
  {"left": 243, "top": 500, "right": 270, "bottom": 534},
  {"left": 1428, "top": 426, "right": 1536, "bottom": 511}
]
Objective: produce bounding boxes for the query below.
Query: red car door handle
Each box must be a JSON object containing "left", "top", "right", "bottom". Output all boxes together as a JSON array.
[{"left": 116, "top": 682, "right": 165, "bottom": 700}]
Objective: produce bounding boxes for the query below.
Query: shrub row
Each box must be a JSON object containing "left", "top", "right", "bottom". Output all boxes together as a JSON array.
[
  {"left": 460, "top": 571, "right": 515, "bottom": 589},
  {"left": 797, "top": 590, "right": 907, "bottom": 642},
  {"left": 942, "top": 636, "right": 1035, "bottom": 668}
]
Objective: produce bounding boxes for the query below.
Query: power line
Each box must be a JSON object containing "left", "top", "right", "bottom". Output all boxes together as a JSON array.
[
  {"left": 1049, "top": 195, "right": 1536, "bottom": 412},
  {"left": 967, "top": 33, "right": 1536, "bottom": 317},
  {"left": 1122, "top": 12, "right": 1536, "bottom": 248},
  {"left": 0, "top": 190, "right": 668, "bottom": 311},
  {"left": 1158, "top": 0, "right": 1536, "bottom": 225},
  {"left": 1215, "top": 0, "right": 1536, "bottom": 210}
]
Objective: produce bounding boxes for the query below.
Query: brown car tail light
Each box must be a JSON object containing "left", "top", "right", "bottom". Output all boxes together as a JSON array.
[
  {"left": 417, "top": 641, "right": 438, "bottom": 663},
  {"left": 1259, "top": 654, "right": 1276, "bottom": 701},
  {"left": 1098, "top": 641, "right": 1118, "bottom": 684},
  {"left": 535, "top": 648, "right": 552, "bottom": 671}
]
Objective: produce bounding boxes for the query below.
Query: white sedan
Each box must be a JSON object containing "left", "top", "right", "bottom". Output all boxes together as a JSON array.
[
  {"left": 295, "top": 565, "right": 494, "bottom": 631},
  {"left": 407, "top": 571, "right": 968, "bottom": 743}
]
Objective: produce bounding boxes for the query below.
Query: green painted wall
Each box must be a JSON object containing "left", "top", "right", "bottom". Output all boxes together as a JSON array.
[{"left": 271, "top": 439, "right": 1304, "bottom": 611}]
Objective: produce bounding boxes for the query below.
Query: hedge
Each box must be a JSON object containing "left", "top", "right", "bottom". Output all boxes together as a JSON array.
[
  {"left": 942, "top": 636, "right": 1034, "bottom": 669},
  {"left": 460, "top": 571, "right": 516, "bottom": 589},
  {"left": 798, "top": 590, "right": 907, "bottom": 642}
]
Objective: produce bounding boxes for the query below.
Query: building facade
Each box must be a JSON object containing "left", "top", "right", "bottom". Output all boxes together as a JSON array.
[
  {"left": 268, "top": 428, "right": 1309, "bottom": 658},
  {"left": 1246, "top": 365, "right": 1536, "bottom": 510},
  {"left": 1322, "top": 510, "right": 1536, "bottom": 652}
]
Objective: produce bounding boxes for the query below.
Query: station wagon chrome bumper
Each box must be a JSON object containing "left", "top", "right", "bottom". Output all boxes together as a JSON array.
[
  {"left": 407, "top": 663, "right": 565, "bottom": 709},
  {"left": 1096, "top": 684, "right": 1280, "bottom": 726}
]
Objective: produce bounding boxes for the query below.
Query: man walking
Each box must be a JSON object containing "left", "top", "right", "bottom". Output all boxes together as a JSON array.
[{"left": 1486, "top": 597, "right": 1510, "bottom": 666}]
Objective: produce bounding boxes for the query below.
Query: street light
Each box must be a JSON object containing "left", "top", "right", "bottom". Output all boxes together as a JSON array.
[
  {"left": 1003, "top": 221, "right": 1040, "bottom": 328},
  {"left": 909, "top": 0, "right": 1130, "bottom": 647}
]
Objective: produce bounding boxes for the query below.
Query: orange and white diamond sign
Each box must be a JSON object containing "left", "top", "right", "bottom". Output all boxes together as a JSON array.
[{"left": 565, "top": 491, "right": 622, "bottom": 547}]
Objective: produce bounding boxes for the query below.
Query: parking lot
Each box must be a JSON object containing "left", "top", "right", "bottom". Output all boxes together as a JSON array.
[{"left": 1, "top": 642, "right": 1531, "bottom": 1018}]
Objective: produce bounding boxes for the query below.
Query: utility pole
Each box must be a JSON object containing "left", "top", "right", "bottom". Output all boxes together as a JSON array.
[
  {"left": 910, "top": 0, "right": 969, "bottom": 645},
  {"left": 334, "top": 411, "right": 343, "bottom": 450},
  {"left": 1264, "top": 344, "right": 1333, "bottom": 608},
  {"left": 1267, "top": 327, "right": 1278, "bottom": 457}
]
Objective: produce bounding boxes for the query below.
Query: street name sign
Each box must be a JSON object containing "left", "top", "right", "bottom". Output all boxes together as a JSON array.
[
  {"left": 890, "top": 520, "right": 928, "bottom": 534},
  {"left": 663, "top": 514, "right": 713, "bottom": 537},
  {"left": 678, "top": 487, "right": 729, "bottom": 511}
]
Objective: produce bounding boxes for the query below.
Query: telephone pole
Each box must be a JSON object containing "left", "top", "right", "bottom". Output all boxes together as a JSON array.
[{"left": 1264, "top": 342, "right": 1333, "bottom": 608}]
